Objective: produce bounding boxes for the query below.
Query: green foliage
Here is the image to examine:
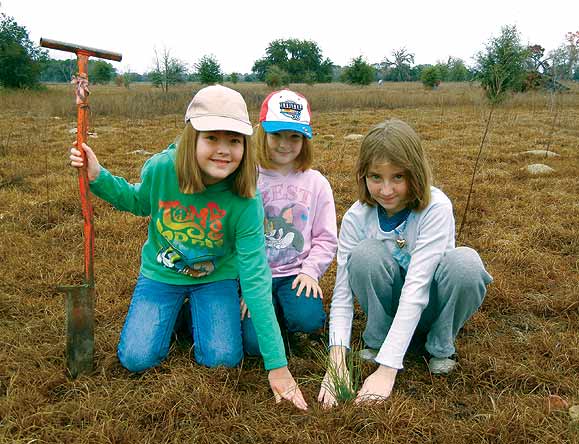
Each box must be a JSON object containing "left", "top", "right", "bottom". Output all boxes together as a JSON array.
[
  {"left": 341, "top": 56, "right": 375, "bottom": 85},
  {"left": 252, "top": 39, "right": 333, "bottom": 83},
  {"left": 448, "top": 57, "right": 471, "bottom": 81},
  {"left": 421, "top": 66, "right": 442, "bottom": 89},
  {"left": 195, "top": 54, "right": 223, "bottom": 85},
  {"left": 433, "top": 57, "right": 471, "bottom": 82},
  {"left": 303, "top": 71, "right": 316, "bottom": 86},
  {"left": 118, "top": 72, "right": 131, "bottom": 89},
  {"left": 228, "top": 72, "right": 239, "bottom": 84},
  {"left": 265, "top": 65, "right": 290, "bottom": 88},
  {"left": 0, "top": 13, "right": 47, "bottom": 88},
  {"left": 90, "top": 60, "right": 116, "bottom": 84},
  {"left": 241, "top": 73, "right": 257, "bottom": 82},
  {"left": 149, "top": 47, "right": 187, "bottom": 92},
  {"left": 40, "top": 58, "right": 75, "bottom": 82},
  {"left": 41, "top": 59, "right": 124, "bottom": 84},
  {"left": 475, "top": 25, "right": 530, "bottom": 103},
  {"left": 435, "top": 62, "right": 449, "bottom": 81}
]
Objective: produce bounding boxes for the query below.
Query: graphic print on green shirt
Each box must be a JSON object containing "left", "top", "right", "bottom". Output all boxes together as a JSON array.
[{"left": 155, "top": 200, "right": 228, "bottom": 277}]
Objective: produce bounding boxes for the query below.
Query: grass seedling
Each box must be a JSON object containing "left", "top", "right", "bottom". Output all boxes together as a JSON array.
[{"left": 309, "top": 341, "right": 364, "bottom": 404}]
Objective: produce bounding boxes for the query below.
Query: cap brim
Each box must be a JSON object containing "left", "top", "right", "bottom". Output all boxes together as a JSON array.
[
  {"left": 262, "top": 121, "right": 312, "bottom": 139},
  {"left": 190, "top": 116, "right": 253, "bottom": 136}
]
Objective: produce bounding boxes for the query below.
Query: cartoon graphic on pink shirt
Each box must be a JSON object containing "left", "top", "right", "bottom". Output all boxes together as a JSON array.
[{"left": 264, "top": 204, "right": 308, "bottom": 266}]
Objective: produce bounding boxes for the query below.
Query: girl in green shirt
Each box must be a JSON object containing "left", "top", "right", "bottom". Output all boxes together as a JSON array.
[{"left": 69, "top": 85, "right": 307, "bottom": 410}]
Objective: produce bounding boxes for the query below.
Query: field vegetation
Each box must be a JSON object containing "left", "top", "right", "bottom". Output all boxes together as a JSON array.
[{"left": 1, "top": 81, "right": 578, "bottom": 443}]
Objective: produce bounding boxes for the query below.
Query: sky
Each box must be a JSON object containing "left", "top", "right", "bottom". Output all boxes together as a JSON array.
[{"left": 2, "top": 0, "right": 577, "bottom": 74}]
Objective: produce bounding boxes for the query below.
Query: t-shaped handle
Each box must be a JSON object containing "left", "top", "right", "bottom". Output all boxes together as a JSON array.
[{"left": 40, "top": 38, "right": 122, "bottom": 61}]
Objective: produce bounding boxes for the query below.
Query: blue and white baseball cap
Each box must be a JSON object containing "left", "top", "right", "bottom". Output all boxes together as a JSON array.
[{"left": 259, "top": 89, "right": 312, "bottom": 139}]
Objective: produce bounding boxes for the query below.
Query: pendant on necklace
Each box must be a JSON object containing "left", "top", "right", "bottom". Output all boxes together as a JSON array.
[{"left": 396, "top": 238, "right": 406, "bottom": 249}]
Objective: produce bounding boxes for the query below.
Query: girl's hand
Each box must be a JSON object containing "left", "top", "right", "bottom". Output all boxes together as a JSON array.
[
  {"left": 292, "top": 273, "right": 323, "bottom": 298},
  {"left": 354, "top": 365, "right": 398, "bottom": 405},
  {"left": 317, "top": 346, "right": 351, "bottom": 408},
  {"left": 268, "top": 366, "right": 308, "bottom": 411},
  {"left": 69, "top": 142, "right": 101, "bottom": 182},
  {"left": 240, "top": 297, "right": 250, "bottom": 320},
  {"left": 318, "top": 371, "right": 338, "bottom": 408}
]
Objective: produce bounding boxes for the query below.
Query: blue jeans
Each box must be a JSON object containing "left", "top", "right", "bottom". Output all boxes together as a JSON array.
[
  {"left": 117, "top": 275, "right": 243, "bottom": 372},
  {"left": 242, "top": 275, "right": 326, "bottom": 356}
]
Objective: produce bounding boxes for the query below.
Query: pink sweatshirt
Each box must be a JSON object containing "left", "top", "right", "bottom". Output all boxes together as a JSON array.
[{"left": 257, "top": 167, "right": 338, "bottom": 280}]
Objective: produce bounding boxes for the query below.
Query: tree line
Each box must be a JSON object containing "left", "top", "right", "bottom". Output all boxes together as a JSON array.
[{"left": 2, "top": 11, "right": 579, "bottom": 92}]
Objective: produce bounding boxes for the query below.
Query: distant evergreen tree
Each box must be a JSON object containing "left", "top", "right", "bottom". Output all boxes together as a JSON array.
[
  {"left": 195, "top": 55, "right": 223, "bottom": 85},
  {"left": 341, "top": 56, "right": 375, "bottom": 85},
  {"left": 421, "top": 66, "right": 442, "bottom": 89}
]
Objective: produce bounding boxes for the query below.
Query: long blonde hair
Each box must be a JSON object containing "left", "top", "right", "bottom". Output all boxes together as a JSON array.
[
  {"left": 175, "top": 124, "right": 257, "bottom": 198},
  {"left": 254, "top": 125, "right": 313, "bottom": 172},
  {"left": 356, "top": 119, "right": 432, "bottom": 210}
]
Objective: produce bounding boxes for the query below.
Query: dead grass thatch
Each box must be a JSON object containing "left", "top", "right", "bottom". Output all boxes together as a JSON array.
[{"left": 0, "top": 81, "right": 578, "bottom": 444}]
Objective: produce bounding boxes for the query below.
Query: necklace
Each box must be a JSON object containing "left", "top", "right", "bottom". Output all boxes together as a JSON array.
[
  {"left": 396, "top": 238, "right": 407, "bottom": 249},
  {"left": 394, "top": 219, "right": 408, "bottom": 249}
]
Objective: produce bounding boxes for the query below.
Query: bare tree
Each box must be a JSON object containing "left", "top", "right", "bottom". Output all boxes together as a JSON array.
[
  {"left": 382, "top": 47, "right": 415, "bottom": 81},
  {"left": 149, "top": 47, "right": 187, "bottom": 93}
]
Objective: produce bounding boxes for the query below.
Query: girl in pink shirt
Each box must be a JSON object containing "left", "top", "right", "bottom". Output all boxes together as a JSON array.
[{"left": 242, "top": 89, "right": 338, "bottom": 356}]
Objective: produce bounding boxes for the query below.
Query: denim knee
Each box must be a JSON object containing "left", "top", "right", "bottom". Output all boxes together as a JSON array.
[
  {"left": 117, "top": 347, "right": 162, "bottom": 373},
  {"left": 285, "top": 305, "right": 325, "bottom": 333}
]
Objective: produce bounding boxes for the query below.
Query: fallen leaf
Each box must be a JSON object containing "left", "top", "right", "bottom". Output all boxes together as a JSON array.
[{"left": 546, "top": 394, "right": 569, "bottom": 413}]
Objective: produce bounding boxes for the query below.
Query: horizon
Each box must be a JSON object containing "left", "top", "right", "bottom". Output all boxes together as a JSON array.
[{"left": 2, "top": 0, "right": 578, "bottom": 75}]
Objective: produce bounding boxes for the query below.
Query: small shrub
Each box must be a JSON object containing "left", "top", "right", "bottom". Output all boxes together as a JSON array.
[
  {"left": 421, "top": 66, "right": 442, "bottom": 89},
  {"left": 195, "top": 54, "right": 223, "bottom": 85},
  {"left": 475, "top": 24, "right": 530, "bottom": 103},
  {"left": 265, "top": 65, "right": 290, "bottom": 88},
  {"left": 341, "top": 56, "right": 375, "bottom": 86}
]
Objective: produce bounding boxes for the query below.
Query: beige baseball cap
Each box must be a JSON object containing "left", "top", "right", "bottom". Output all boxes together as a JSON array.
[{"left": 184, "top": 85, "right": 253, "bottom": 136}]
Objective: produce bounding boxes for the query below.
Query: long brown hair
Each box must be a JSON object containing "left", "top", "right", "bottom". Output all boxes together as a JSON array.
[{"left": 175, "top": 125, "right": 257, "bottom": 198}]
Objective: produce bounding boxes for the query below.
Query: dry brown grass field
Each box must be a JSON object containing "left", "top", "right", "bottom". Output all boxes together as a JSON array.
[{"left": 1, "top": 82, "right": 578, "bottom": 444}]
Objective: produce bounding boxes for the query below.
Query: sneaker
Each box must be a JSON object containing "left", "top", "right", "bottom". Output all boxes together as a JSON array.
[
  {"left": 428, "top": 356, "right": 457, "bottom": 375},
  {"left": 358, "top": 348, "right": 379, "bottom": 362}
]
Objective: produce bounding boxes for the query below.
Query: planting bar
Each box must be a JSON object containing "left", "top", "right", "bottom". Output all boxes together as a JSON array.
[
  {"left": 58, "top": 284, "right": 95, "bottom": 378},
  {"left": 40, "top": 38, "right": 122, "bottom": 62},
  {"left": 42, "top": 37, "right": 122, "bottom": 377}
]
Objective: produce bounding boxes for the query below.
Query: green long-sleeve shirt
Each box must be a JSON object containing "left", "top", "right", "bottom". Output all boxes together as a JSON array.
[{"left": 90, "top": 144, "right": 287, "bottom": 370}]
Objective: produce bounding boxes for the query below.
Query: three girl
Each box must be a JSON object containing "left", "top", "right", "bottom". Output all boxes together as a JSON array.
[
  {"left": 241, "top": 90, "right": 338, "bottom": 355},
  {"left": 318, "top": 119, "right": 492, "bottom": 407},
  {"left": 70, "top": 85, "right": 490, "bottom": 409},
  {"left": 69, "top": 85, "right": 307, "bottom": 410}
]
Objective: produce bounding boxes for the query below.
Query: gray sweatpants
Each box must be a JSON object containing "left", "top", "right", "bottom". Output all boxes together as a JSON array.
[{"left": 347, "top": 239, "right": 492, "bottom": 359}]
